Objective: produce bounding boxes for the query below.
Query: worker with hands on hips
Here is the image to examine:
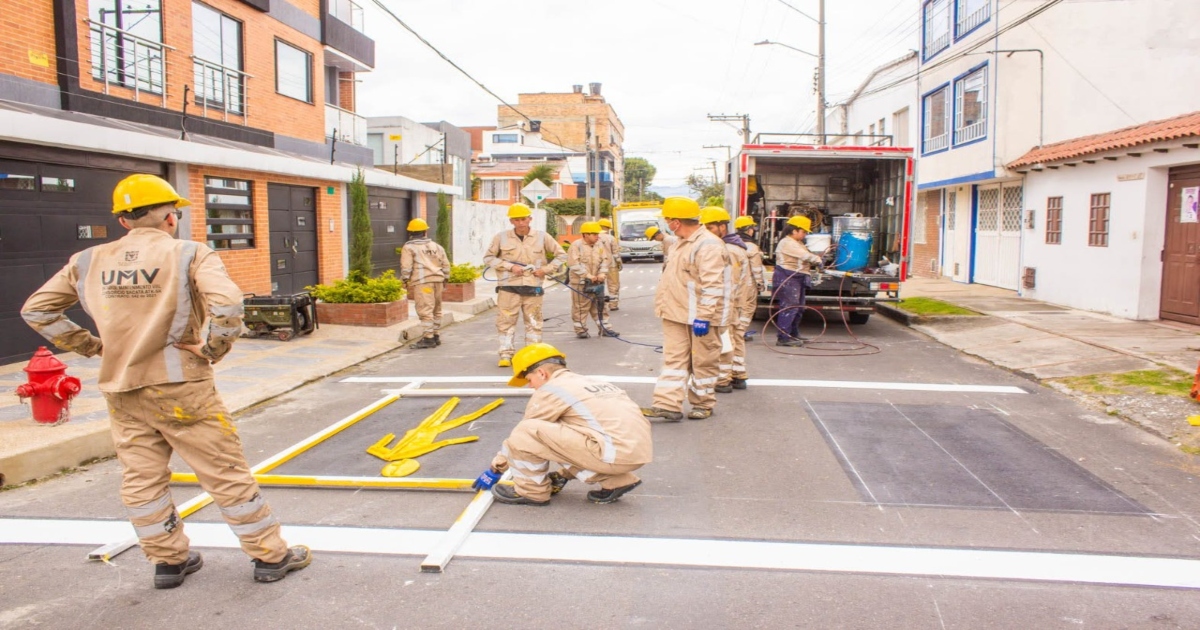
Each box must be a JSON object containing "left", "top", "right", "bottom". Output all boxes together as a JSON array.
[
  {"left": 597, "top": 217, "right": 621, "bottom": 310},
  {"left": 483, "top": 203, "right": 566, "bottom": 368},
  {"left": 21, "top": 174, "right": 310, "bottom": 589},
  {"left": 567, "top": 221, "right": 618, "bottom": 338},
  {"left": 472, "top": 343, "right": 653, "bottom": 505},
  {"left": 641, "top": 197, "right": 731, "bottom": 422},
  {"left": 773, "top": 215, "right": 824, "bottom": 347}
]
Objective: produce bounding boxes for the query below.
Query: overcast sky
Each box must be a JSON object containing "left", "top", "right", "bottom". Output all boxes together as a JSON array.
[{"left": 356, "top": 0, "right": 919, "bottom": 195}]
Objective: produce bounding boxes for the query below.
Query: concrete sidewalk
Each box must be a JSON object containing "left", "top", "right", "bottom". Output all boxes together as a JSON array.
[
  {"left": 0, "top": 285, "right": 495, "bottom": 487},
  {"left": 880, "top": 277, "right": 1200, "bottom": 443}
]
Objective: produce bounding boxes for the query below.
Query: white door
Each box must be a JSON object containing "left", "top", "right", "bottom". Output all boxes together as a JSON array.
[
  {"left": 953, "top": 189, "right": 971, "bottom": 282},
  {"left": 972, "top": 183, "right": 1022, "bottom": 289},
  {"left": 943, "top": 189, "right": 956, "bottom": 279}
]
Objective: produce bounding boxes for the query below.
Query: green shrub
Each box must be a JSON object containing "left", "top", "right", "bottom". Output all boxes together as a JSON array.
[
  {"left": 307, "top": 270, "right": 405, "bottom": 304},
  {"left": 543, "top": 198, "right": 612, "bottom": 217},
  {"left": 447, "top": 263, "right": 481, "bottom": 284}
]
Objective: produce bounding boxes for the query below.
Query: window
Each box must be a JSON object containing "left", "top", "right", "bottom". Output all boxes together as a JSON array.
[
  {"left": 192, "top": 2, "right": 244, "bottom": 113},
  {"left": 492, "top": 134, "right": 519, "bottom": 144},
  {"left": 0, "top": 173, "right": 37, "bottom": 190},
  {"left": 275, "top": 40, "right": 312, "bottom": 103},
  {"left": 923, "top": 0, "right": 951, "bottom": 60},
  {"left": 893, "top": 107, "right": 910, "bottom": 147},
  {"left": 41, "top": 177, "right": 76, "bottom": 193},
  {"left": 956, "top": 0, "right": 990, "bottom": 38},
  {"left": 878, "top": 117, "right": 886, "bottom": 143},
  {"left": 89, "top": 0, "right": 164, "bottom": 93},
  {"left": 367, "top": 133, "right": 384, "bottom": 165},
  {"left": 922, "top": 85, "right": 950, "bottom": 154},
  {"left": 324, "top": 66, "right": 340, "bottom": 106},
  {"left": 946, "top": 190, "right": 957, "bottom": 230},
  {"left": 1045, "top": 196, "right": 1062, "bottom": 244},
  {"left": 954, "top": 65, "right": 987, "bottom": 145},
  {"left": 205, "top": 177, "right": 254, "bottom": 249},
  {"left": 481, "top": 180, "right": 508, "bottom": 201},
  {"left": 1088, "top": 193, "right": 1110, "bottom": 247}
]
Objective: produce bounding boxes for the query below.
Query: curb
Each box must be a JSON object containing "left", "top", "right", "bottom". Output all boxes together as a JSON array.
[{"left": 875, "top": 303, "right": 982, "bottom": 327}]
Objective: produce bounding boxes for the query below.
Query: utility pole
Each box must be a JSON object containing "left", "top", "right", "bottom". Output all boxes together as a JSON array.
[
  {"left": 816, "top": 0, "right": 826, "bottom": 142},
  {"left": 707, "top": 113, "right": 752, "bottom": 145},
  {"left": 585, "top": 116, "right": 593, "bottom": 220},
  {"left": 393, "top": 143, "right": 398, "bottom": 175}
]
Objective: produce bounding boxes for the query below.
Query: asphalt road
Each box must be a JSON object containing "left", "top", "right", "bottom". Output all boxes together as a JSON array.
[{"left": 2, "top": 263, "right": 1199, "bottom": 629}]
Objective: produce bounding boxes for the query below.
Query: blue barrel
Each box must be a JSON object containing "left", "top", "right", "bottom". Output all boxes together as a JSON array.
[{"left": 834, "top": 232, "right": 872, "bottom": 272}]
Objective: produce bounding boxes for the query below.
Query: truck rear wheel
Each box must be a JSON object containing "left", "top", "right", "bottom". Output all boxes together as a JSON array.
[{"left": 847, "top": 312, "right": 870, "bottom": 325}]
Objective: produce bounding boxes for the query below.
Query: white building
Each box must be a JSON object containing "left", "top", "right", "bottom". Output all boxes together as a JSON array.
[
  {"left": 915, "top": 0, "right": 1200, "bottom": 291},
  {"left": 1009, "top": 112, "right": 1200, "bottom": 324},
  {"left": 366, "top": 116, "right": 471, "bottom": 199}
]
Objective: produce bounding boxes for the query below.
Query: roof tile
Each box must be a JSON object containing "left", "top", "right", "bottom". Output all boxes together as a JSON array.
[{"left": 1007, "top": 110, "right": 1200, "bottom": 169}]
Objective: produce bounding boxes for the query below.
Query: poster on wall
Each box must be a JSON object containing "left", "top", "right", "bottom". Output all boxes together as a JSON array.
[{"left": 1183, "top": 186, "right": 1200, "bottom": 223}]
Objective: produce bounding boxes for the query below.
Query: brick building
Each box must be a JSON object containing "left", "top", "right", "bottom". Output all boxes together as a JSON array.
[
  {"left": 0, "top": 0, "right": 458, "bottom": 362},
  {"left": 497, "top": 83, "right": 625, "bottom": 203}
]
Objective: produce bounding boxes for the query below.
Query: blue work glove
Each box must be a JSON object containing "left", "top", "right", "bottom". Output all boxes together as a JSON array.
[
  {"left": 472, "top": 468, "right": 501, "bottom": 491},
  {"left": 692, "top": 319, "right": 710, "bottom": 337}
]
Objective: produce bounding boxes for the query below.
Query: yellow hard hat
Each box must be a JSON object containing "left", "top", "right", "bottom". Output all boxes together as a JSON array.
[
  {"left": 508, "top": 343, "right": 567, "bottom": 387},
  {"left": 580, "top": 221, "right": 601, "bottom": 234},
  {"left": 734, "top": 216, "right": 756, "bottom": 230},
  {"left": 700, "top": 206, "right": 731, "bottom": 225},
  {"left": 645, "top": 226, "right": 660, "bottom": 239},
  {"left": 598, "top": 218, "right": 612, "bottom": 229},
  {"left": 787, "top": 215, "right": 813, "bottom": 232},
  {"left": 407, "top": 218, "right": 429, "bottom": 231},
  {"left": 661, "top": 196, "right": 701, "bottom": 220},
  {"left": 112, "top": 174, "right": 190, "bottom": 215},
  {"left": 507, "top": 203, "right": 533, "bottom": 219}
]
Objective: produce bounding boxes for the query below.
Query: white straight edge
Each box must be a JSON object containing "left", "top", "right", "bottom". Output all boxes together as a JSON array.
[
  {"left": 380, "top": 388, "right": 533, "bottom": 397},
  {"left": 85, "top": 382, "right": 422, "bottom": 561},
  {"left": 419, "top": 470, "right": 513, "bottom": 573},
  {"left": 7, "top": 519, "right": 1200, "bottom": 589},
  {"left": 351, "top": 375, "right": 1027, "bottom": 394}
]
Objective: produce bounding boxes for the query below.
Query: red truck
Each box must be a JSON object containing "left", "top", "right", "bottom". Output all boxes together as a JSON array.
[{"left": 727, "top": 136, "right": 914, "bottom": 324}]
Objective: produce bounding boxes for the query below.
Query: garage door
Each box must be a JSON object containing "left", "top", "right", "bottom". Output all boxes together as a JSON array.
[
  {"left": 972, "top": 183, "right": 1022, "bottom": 290},
  {"left": 0, "top": 158, "right": 153, "bottom": 363},
  {"left": 367, "top": 186, "right": 413, "bottom": 276}
]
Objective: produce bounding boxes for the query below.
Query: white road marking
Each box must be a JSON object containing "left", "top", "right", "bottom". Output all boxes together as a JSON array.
[
  {"left": 341, "top": 375, "right": 1027, "bottom": 394},
  {"left": 3, "top": 518, "right": 1198, "bottom": 589}
]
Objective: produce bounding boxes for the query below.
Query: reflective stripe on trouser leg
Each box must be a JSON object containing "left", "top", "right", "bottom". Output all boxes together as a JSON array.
[
  {"left": 506, "top": 419, "right": 643, "bottom": 500},
  {"left": 607, "top": 266, "right": 619, "bottom": 305},
  {"left": 106, "top": 389, "right": 191, "bottom": 565},
  {"left": 521, "top": 294, "right": 544, "bottom": 344},
  {"left": 145, "top": 380, "right": 289, "bottom": 563},
  {"left": 496, "top": 291, "right": 521, "bottom": 357},
  {"left": 570, "top": 287, "right": 591, "bottom": 332},
  {"left": 687, "top": 326, "right": 723, "bottom": 409},
  {"left": 413, "top": 282, "right": 441, "bottom": 337},
  {"left": 732, "top": 318, "right": 748, "bottom": 379},
  {"left": 652, "top": 320, "right": 692, "bottom": 412}
]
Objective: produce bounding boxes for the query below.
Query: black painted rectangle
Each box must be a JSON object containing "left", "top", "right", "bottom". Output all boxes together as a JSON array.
[{"left": 806, "top": 402, "right": 1146, "bottom": 514}]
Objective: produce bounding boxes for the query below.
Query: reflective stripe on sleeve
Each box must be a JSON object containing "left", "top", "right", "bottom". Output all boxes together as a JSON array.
[
  {"left": 539, "top": 384, "right": 616, "bottom": 464},
  {"left": 164, "top": 241, "right": 199, "bottom": 382},
  {"left": 75, "top": 249, "right": 94, "bottom": 315}
]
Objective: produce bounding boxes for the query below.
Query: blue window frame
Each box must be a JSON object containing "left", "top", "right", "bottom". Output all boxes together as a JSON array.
[
  {"left": 921, "top": 82, "right": 951, "bottom": 155},
  {"left": 922, "top": 0, "right": 951, "bottom": 61},
  {"left": 955, "top": 0, "right": 991, "bottom": 40},
  {"left": 492, "top": 134, "right": 519, "bottom": 143},
  {"left": 952, "top": 62, "right": 988, "bottom": 147}
]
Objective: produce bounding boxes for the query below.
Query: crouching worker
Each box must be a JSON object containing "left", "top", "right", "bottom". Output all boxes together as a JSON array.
[{"left": 473, "top": 343, "right": 652, "bottom": 505}]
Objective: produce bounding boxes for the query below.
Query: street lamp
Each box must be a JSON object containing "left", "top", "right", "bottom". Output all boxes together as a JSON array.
[
  {"left": 753, "top": 0, "right": 826, "bottom": 140},
  {"left": 754, "top": 40, "right": 817, "bottom": 58}
]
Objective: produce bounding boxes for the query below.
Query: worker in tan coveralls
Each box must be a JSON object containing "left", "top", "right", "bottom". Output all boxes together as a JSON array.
[
  {"left": 567, "top": 221, "right": 619, "bottom": 339},
  {"left": 597, "top": 217, "right": 621, "bottom": 310},
  {"left": 21, "top": 174, "right": 310, "bottom": 589},
  {"left": 641, "top": 197, "right": 731, "bottom": 421},
  {"left": 399, "top": 217, "right": 450, "bottom": 349},
  {"left": 645, "top": 225, "right": 678, "bottom": 269},
  {"left": 483, "top": 203, "right": 566, "bottom": 368},
  {"left": 734, "top": 216, "right": 767, "bottom": 294},
  {"left": 702, "top": 208, "right": 756, "bottom": 392},
  {"left": 471, "top": 343, "right": 652, "bottom": 505}
]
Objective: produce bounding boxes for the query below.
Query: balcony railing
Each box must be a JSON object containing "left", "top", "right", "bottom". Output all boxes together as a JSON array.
[
  {"left": 87, "top": 19, "right": 173, "bottom": 106},
  {"left": 924, "top": 132, "right": 949, "bottom": 154},
  {"left": 329, "top": 0, "right": 365, "bottom": 33},
  {"left": 954, "top": 120, "right": 986, "bottom": 145},
  {"left": 956, "top": 2, "right": 990, "bottom": 36},
  {"left": 326, "top": 104, "right": 367, "bottom": 145},
  {"left": 192, "top": 57, "right": 252, "bottom": 123}
]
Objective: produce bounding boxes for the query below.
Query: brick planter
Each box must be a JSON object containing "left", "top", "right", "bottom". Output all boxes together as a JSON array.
[
  {"left": 316, "top": 299, "right": 408, "bottom": 326},
  {"left": 442, "top": 282, "right": 476, "bottom": 303}
]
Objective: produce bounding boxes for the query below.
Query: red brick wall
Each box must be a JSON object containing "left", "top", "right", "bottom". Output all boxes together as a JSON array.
[
  {"left": 910, "top": 191, "right": 942, "bottom": 278},
  {"left": 337, "top": 71, "right": 355, "bottom": 112},
  {"left": 188, "top": 166, "right": 344, "bottom": 294},
  {"left": 71, "top": 0, "right": 326, "bottom": 142},
  {"left": 1, "top": 0, "right": 57, "bottom": 85}
]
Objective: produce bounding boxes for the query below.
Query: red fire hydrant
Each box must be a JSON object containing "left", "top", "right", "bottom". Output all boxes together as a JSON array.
[{"left": 16, "top": 347, "right": 82, "bottom": 425}]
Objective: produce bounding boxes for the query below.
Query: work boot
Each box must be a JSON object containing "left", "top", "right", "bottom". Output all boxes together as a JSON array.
[
  {"left": 498, "top": 357, "right": 511, "bottom": 368},
  {"left": 491, "top": 484, "right": 549, "bottom": 506},
  {"left": 549, "top": 471, "right": 570, "bottom": 495},
  {"left": 687, "top": 408, "right": 713, "bottom": 420},
  {"left": 743, "top": 330, "right": 756, "bottom": 341},
  {"left": 153, "top": 551, "right": 203, "bottom": 590},
  {"left": 732, "top": 378, "right": 748, "bottom": 390},
  {"left": 776, "top": 337, "right": 804, "bottom": 347},
  {"left": 600, "top": 328, "right": 620, "bottom": 338},
  {"left": 576, "top": 330, "right": 590, "bottom": 339},
  {"left": 641, "top": 406, "right": 683, "bottom": 422},
  {"left": 715, "top": 382, "right": 733, "bottom": 394},
  {"left": 587, "top": 480, "right": 642, "bottom": 504},
  {"left": 253, "top": 545, "right": 312, "bottom": 583},
  {"left": 433, "top": 334, "right": 441, "bottom": 346},
  {"left": 610, "top": 304, "right": 620, "bottom": 311},
  {"left": 411, "top": 336, "right": 437, "bottom": 349}
]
